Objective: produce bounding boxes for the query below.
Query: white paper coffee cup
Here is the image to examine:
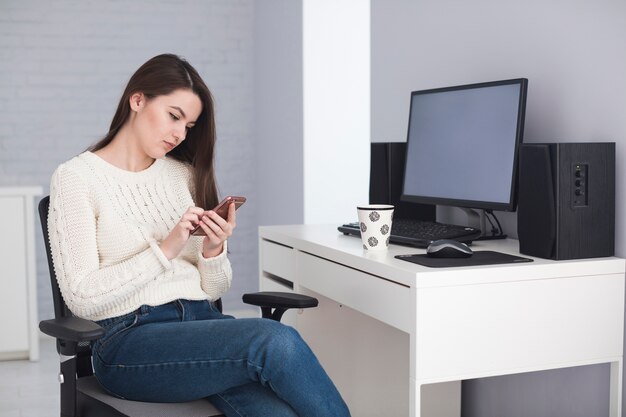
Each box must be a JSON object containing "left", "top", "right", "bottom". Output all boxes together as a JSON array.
[{"left": 356, "top": 204, "right": 394, "bottom": 251}]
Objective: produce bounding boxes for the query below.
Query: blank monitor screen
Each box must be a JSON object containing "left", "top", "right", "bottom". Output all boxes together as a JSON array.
[{"left": 401, "top": 78, "right": 527, "bottom": 211}]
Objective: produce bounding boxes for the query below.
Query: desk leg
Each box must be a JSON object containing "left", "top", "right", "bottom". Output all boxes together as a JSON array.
[
  {"left": 413, "top": 379, "right": 461, "bottom": 417},
  {"left": 610, "top": 359, "right": 623, "bottom": 417}
]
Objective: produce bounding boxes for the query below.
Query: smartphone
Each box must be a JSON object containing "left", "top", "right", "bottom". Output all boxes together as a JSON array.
[{"left": 191, "top": 196, "right": 246, "bottom": 236}]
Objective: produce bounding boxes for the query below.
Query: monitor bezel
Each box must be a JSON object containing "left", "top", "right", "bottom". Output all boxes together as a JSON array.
[{"left": 400, "top": 78, "right": 528, "bottom": 212}]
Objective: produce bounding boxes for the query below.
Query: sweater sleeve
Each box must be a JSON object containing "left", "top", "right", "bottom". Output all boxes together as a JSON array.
[
  {"left": 185, "top": 236, "right": 233, "bottom": 300},
  {"left": 48, "top": 164, "right": 167, "bottom": 319}
]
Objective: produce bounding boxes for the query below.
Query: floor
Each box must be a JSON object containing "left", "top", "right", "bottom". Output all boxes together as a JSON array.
[{"left": 0, "top": 337, "right": 59, "bottom": 417}]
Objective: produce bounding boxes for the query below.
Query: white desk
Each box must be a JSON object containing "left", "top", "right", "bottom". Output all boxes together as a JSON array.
[{"left": 258, "top": 224, "right": 625, "bottom": 417}]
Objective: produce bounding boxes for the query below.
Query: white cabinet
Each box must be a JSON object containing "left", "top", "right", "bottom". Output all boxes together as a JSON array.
[{"left": 0, "top": 187, "right": 42, "bottom": 361}]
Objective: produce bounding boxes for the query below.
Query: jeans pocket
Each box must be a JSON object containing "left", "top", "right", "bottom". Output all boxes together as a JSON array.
[{"left": 94, "top": 313, "right": 139, "bottom": 353}]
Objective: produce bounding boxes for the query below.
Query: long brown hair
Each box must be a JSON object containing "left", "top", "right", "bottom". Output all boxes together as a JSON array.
[{"left": 89, "top": 54, "right": 219, "bottom": 210}]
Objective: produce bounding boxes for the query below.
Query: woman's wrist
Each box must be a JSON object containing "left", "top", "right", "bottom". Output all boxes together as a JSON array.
[
  {"left": 159, "top": 241, "right": 175, "bottom": 260},
  {"left": 202, "top": 242, "right": 223, "bottom": 259}
]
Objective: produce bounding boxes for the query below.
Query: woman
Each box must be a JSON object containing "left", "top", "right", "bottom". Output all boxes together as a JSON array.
[{"left": 48, "top": 53, "right": 350, "bottom": 417}]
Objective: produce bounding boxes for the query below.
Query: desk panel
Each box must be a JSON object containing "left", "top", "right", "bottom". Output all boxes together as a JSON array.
[
  {"left": 297, "top": 288, "right": 410, "bottom": 417},
  {"left": 297, "top": 251, "right": 412, "bottom": 332},
  {"left": 416, "top": 274, "right": 625, "bottom": 381}
]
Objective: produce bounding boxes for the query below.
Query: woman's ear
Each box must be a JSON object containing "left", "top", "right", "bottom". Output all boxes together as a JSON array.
[{"left": 129, "top": 92, "right": 145, "bottom": 112}]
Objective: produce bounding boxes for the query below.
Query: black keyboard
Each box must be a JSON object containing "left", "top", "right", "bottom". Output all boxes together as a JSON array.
[{"left": 338, "top": 218, "right": 481, "bottom": 248}]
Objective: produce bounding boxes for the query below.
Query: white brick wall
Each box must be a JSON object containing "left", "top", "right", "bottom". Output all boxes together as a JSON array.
[{"left": 0, "top": 0, "right": 258, "bottom": 319}]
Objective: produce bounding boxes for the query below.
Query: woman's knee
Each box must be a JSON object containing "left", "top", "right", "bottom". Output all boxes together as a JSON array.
[{"left": 253, "top": 319, "right": 307, "bottom": 358}]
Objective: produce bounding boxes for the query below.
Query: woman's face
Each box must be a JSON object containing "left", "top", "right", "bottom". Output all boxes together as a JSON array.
[{"left": 130, "top": 88, "right": 203, "bottom": 159}]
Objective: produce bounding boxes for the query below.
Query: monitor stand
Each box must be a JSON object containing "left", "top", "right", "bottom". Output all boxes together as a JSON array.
[{"left": 460, "top": 208, "right": 507, "bottom": 241}]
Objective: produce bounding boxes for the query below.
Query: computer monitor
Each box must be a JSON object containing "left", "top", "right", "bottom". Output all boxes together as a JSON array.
[{"left": 401, "top": 78, "right": 528, "bottom": 213}]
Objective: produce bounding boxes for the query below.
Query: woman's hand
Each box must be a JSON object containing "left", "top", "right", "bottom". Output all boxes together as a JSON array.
[
  {"left": 197, "top": 202, "right": 237, "bottom": 258},
  {"left": 159, "top": 206, "right": 205, "bottom": 260}
]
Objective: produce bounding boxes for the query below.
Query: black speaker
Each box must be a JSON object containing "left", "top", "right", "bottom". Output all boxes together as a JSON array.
[
  {"left": 370, "top": 142, "right": 435, "bottom": 221},
  {"left": 517, "top": 142, "right": 615, "bottom": 260}
]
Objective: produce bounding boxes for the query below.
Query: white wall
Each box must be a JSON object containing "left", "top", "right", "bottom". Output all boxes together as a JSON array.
[
  {"left": 302, "top": 0, "right": 370, "bottom": 224},
  {"left": 0, "top": 0, "right": 258, "bottom": 317},
  {"left": 371, "top": 0, "right": 626, "bottom": 415}
]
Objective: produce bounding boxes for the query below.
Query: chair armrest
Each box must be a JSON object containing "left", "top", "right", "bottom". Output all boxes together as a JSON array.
[
  {"left": 39, "top": 317, "right": 105, "bottom": 342},
  {"left": 242, "top": 291, "right": 318, "bottom": 310}
]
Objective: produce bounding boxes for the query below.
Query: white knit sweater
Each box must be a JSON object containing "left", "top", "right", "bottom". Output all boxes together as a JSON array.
[{"left": 48, "top": 151, "right": 232, "bottom": 321}]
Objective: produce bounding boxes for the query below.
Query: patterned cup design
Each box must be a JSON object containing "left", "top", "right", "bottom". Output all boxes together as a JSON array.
[{"left": 357, "top": 204, "right": 394, "bottom": 251}]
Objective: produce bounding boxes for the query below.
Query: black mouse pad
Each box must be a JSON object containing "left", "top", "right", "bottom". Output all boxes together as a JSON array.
[{"left": 395, "top": 251, "right": 533, "bottom": 268}]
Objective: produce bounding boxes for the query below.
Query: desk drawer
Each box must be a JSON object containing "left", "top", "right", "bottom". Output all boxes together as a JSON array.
[
  {"left": 260, "top": 239, "right": 296, "bottom": 282},
  {"left": 297, "top": 251, "right": 411, "bottom": 332}
]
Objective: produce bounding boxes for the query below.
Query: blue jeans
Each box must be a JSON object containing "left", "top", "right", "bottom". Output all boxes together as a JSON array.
[{"left": 92, "top": 299, "right": 350, "bottom": 417}]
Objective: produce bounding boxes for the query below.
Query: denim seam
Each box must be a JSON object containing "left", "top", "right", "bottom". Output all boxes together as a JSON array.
[
  {"left": 176, "top": 299, "right": 186, "bottom": 320},
  {"left": 245, "top": 361, "right": 283, "bottom": 401},
  {"left": 95, "top": 356, "right": 255, "bottom": 370},
  {"left": 95, "top": 314, "right": 139, "bottom": 351},
  {"left": 214, "top": 392, "right": 246, "bottom": 417},
  {"left": 246, "top": 361, "right": 268, "bottom": 384}
]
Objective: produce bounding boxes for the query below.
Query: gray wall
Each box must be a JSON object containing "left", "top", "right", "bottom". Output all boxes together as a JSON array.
[
  {"left": 254, "top": 0, "right": 304, "bottom": 227},
  {"left": 371, "top": 0, "right": 626, "bottom": 415},
  {"left": 0, "top": 0, "right": 258, "bottom": 317}
]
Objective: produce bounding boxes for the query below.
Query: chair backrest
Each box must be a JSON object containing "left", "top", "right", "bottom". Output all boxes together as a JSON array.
[{"left": 38, "top": 196, "right": 73, "bottom": 319}]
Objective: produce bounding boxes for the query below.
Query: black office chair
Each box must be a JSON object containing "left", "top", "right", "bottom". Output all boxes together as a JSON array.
[{"left": 37, "top": 196, "right": 318, "bottom": 417}]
